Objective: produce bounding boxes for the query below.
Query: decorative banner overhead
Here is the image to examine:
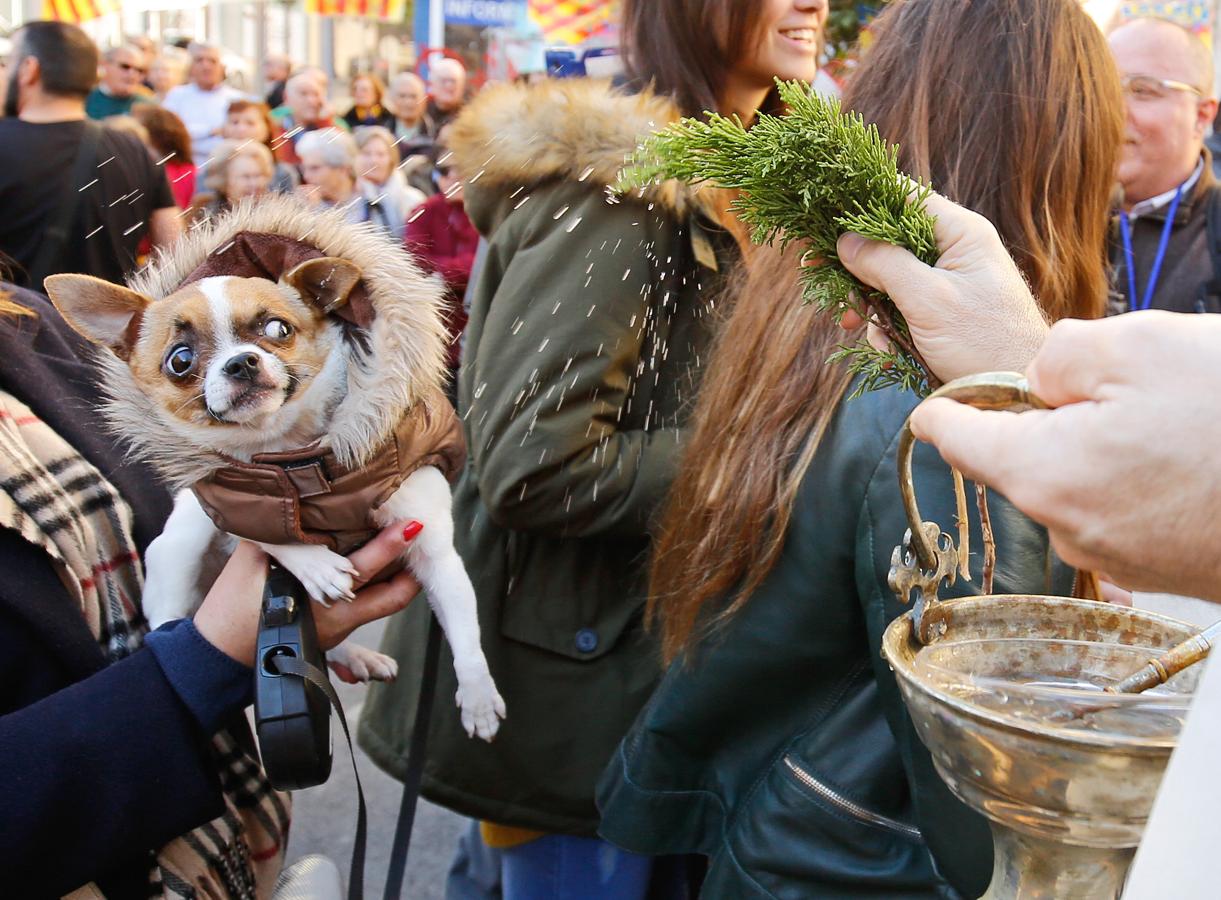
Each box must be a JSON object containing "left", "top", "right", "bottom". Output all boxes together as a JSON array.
[
  {"left": 444, "top": 0, "right": 525, "bottom": 27},
  {"left": 529, "top": 0, "right": 617, "bottom": 45},
  {"left": 1118, "top": 0, "right": 1213, "bottom": 42},
  {"left": 41, "top": 0, "right": 120, "bottom": 24},
  {"left": 304, "top": 0, "right": 408, "bottom": 21}
]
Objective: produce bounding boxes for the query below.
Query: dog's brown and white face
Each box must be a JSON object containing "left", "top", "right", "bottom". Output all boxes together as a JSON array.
[{"left": 45, "top": 257, "right": 363, "bottom": 454}]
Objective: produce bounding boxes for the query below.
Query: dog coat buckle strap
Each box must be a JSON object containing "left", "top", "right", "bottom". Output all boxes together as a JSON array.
[{"left": 276, "top": 456, "right": 334, "bottom": 499}]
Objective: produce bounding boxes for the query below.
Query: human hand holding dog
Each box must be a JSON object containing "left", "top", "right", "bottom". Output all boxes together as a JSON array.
[{"left": 194, "top": 521, "right": 423, "bottom": 671}]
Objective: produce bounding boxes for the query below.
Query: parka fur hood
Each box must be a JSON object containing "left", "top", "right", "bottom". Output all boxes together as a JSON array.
[
  {"left": 101, "top": 194, "right": 449, "bottom": 489},
  {"left": 448, "top": 78, "right": 719, "bottom": 229}
]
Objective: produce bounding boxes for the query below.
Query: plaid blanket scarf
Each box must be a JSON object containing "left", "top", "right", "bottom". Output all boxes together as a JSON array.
[{"left": 0, "top": 389, "right": 290, "bottom": 899}]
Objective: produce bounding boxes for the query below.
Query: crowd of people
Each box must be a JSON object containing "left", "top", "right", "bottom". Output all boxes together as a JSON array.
[
  {"left": 3, "top": 0, "right": 1221, "bottom": 898},
  {"left": 0, "top": 23, "right": 477, "bottom": 373}
]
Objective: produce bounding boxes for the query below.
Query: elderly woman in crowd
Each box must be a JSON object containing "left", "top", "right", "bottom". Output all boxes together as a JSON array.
[
  {"left": 190, "top": 140, "right": 274, "bottom": 221},
  {"left": 297, "top": 127, "right": 398, "bottom": 237},
  {"left": 354, "top": 125, "right": 425, "bottom": 242},
  {"left": 221, "top": 98, "right": 299, "bottom": 193},
  {"left": 342, "top": 73, "right": 395, "bottom": 130}
]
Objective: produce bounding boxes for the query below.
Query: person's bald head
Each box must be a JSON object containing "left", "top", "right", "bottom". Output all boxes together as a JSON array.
[
  {"left": 285, "top": 69, "right": 327, "bottom": 124},
  {"left": 187, "top": 42, "right": 224, "bottom": 90},
  {"left": 263, "top": 54, "right": 291, "bottom": 83},
  {"left": 294, "top": 65, "right": 330, "bottom": 90},
  {"left": 1109, "top": 18, "right": 1219, "bottom": 207},
  {"left": 390, "top": 71, "right": 427, "bottom": 124},
  {"left": 1111, "top": 18, "right": 1213, "bottom": 93},
  {"left": 429, "top": 58, "right": 466, "bottom": 113}
]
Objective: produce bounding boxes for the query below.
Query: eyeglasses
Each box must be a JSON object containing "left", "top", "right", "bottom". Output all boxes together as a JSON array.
[
  {"left": 117, "top": 61, "right": 149, "bottom": 76},
  {"left": 1121, "top": 73, "right": 1203, "bottom": 102}
]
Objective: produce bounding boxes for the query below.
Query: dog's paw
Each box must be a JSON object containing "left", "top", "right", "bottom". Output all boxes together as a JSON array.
[
  {"left": 266, "top": 544, "right": 357, "bottom": 605},
  {"left": 455, "top": 669, "right": 506, "bottom": 742},
  {"left": 141, "top": 570, "right": 198, "bottom": 628},
  {"left": 328, "top": 641, "right": 399, "bottom": 683}
]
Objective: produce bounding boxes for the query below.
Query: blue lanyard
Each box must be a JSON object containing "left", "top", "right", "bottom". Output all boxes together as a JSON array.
[{"left": 1120, "top": 184, "right": 1184, "bottom": 312}]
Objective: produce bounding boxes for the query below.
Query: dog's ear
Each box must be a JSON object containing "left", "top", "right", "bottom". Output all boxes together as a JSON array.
[
  {"left": 44, "top": 274, "right": 150, "bottom": 359},
  {"left": 283, "top": 257, "right": 363, "bottom": 317}
]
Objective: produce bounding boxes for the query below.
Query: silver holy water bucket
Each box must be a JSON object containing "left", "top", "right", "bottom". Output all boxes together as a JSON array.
[{"left": 881, "top": 373, "right": 1201, "bottom": 899}]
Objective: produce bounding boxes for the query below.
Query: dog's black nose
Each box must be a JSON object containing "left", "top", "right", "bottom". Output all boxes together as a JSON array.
[{"left": 223, "top": 352, "right": 261, "bottom": 380}]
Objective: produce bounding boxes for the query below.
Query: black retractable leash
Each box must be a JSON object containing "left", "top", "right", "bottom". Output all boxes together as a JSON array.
[{"left": 254, "top": 563, "right": 442, "bottom": 900}]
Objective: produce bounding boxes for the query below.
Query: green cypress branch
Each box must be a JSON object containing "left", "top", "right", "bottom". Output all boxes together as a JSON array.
[{"left": 619, "top": 79, "right": 940, "bottom": 397}]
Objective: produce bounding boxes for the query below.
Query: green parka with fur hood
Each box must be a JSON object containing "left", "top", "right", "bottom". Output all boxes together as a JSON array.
[{"left": 358, "top": 78, "right": 741, "bottom": 833}]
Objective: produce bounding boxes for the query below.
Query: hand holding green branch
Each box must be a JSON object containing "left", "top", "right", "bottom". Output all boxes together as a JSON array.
[
  {"left": 618, "top": 79, "right": 941, "bottom": 396},
  {"left": 621, "top": 79, "right": 996, "bottom": 589}
]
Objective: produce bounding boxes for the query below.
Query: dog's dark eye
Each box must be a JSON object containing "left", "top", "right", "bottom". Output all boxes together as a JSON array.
[
  {"left": 164, "top": 345, "right": 195, "bottom": 377},
  {"left": 263, "top": 319, "right": 293, "bottom": 340}
]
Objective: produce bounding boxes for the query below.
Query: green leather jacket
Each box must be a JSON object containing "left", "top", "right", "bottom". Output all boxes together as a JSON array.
[
  {"left": 596, "top": 384, "right": 1074, "bottom": 899},
  {"left": 358, "top": 78, "right": 738, "bottom": 834}
]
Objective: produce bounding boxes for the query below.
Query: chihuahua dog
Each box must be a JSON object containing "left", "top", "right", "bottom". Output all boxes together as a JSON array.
[{"left": 45, "top": 199, "right": 504, "bottom": 741}]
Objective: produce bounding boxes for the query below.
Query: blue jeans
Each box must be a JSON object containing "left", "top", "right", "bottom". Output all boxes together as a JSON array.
[{"left": 446, "top": 819, "right": 676, "bottom": 900}]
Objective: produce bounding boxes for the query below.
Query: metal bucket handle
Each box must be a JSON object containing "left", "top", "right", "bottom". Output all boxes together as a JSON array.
[{"left": 890, "top": 371, "right": 1048, "bottom": 643}]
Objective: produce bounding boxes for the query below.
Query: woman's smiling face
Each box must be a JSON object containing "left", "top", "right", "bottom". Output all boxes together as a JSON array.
[{"left": 735, "top": 0, "right": 827, "bottom": 89}]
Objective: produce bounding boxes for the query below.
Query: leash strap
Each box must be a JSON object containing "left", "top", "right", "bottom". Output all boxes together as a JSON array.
[
  {"left": 383, "top": 613, "right": 443, "bottom": 900},
  {"left": 270, "top": 653, "right": 368, "bottom": 900}
]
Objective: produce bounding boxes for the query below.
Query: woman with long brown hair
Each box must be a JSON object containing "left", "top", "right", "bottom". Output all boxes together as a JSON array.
[
  {"left": 358, "top": 2, "right": 829, "bottom": 897},
  {"left": 597, "top": 1, "right": 1124, "bottom": 896}
]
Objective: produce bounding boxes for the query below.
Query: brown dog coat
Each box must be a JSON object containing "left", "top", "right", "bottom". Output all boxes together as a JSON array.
[
  {"left": 180, "top": 229, "right": 465, "bottom": 553},
  {"left": 192, "top": 397, "right": 464, "bottom": 553}
]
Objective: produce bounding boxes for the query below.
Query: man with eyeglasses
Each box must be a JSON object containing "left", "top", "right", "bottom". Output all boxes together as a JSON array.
[
  {"left": 85, "top": 44, "right": 150, "bottom": 120},
  {"left": 1107, "top": 18, "right": 1221, "bottom": 315}
]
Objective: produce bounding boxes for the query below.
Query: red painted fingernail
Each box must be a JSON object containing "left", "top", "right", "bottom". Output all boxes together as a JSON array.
[{"left": 402, "top": 521, "right": 424, "bottom": 541}]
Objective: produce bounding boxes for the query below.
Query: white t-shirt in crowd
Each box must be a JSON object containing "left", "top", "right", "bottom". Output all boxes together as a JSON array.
[{"left": 163, "top": 81, "right": 248, "bottom": 166}]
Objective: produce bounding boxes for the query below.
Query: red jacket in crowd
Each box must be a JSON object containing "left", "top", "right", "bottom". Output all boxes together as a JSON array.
[
  {"left": 405, "top": 192, "right": 479, "bottom": 368},
  {"left": 165, "top": 160, "right": 197, "bottom": 212}
]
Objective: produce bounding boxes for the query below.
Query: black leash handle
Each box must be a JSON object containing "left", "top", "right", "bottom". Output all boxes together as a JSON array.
[
  {"left": 257, "top": 565, "right": 442, "bottom": 900},
  {"left": 382, "top": 614, "right": 443, "bottom": 900},
  {"left": 268, "top": 613, "right": 442, "bottom": 900},
  {"left": 270, "top": 654, "right": 369, "bottom": 900}
]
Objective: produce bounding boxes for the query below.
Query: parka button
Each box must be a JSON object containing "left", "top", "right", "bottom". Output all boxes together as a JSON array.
[{"left": 575, "top": 628, "right": 598, "bottom": 654}]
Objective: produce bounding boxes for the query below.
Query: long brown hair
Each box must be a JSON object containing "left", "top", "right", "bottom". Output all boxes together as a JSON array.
[
  {"left": 620, "top": 0, "right": 776, "bottom": 118},
  {"left": 649, "top": 0, "right": 1125, "bottom": 664},
  {"left": 132, "top": 104, "right": 194, "bottom": 164}
]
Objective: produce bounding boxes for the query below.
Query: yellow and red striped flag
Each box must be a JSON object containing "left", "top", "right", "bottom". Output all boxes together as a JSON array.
[
  {"left": 529, "top": 0, "right": 617, "bottom": 45},
  {"left": 303, "top": 0, "right": 407, "bottom": 22},
  {"left": 41, "top": 0, "right": 119, "bottom": 25}
]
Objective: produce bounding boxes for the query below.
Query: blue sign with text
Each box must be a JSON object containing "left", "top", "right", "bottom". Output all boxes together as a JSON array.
[{"left": 443, "top": 0, "right": 523, "bottom": 27}]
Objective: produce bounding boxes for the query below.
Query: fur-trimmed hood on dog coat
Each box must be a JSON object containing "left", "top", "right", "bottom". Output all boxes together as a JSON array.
[{"left": 97, "top": 194, "right": 465, "bottom": 549}]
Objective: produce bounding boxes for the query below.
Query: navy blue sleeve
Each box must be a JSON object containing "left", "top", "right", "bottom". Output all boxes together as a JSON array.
[
  {"left": 0, "top": 624, "right": 250, "bottom": 896},
  {"left": 145, "top": 619, "right": 254, "bottom": 732}
]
